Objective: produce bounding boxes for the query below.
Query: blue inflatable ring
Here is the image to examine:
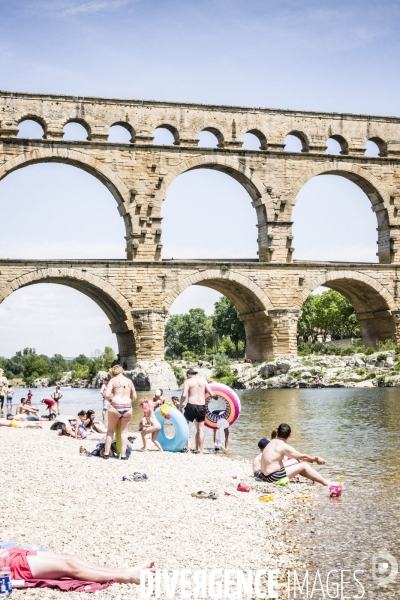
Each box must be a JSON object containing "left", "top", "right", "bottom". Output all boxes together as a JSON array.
[{"left": 155, "top": 406, "right": 189, "bottom": 452}]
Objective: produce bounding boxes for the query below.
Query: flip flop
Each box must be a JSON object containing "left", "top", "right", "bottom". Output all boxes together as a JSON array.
[{"left": 191, "top": 491, "right": 208, "bottom": 499}]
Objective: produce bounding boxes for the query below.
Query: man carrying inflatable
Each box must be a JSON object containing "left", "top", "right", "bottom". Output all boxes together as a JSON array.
[{"left": 179, "top": 368, "right": 216, "bottom": 454}]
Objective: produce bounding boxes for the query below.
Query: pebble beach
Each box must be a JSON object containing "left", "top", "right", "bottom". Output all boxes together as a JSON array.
[{"left": 0, "top": 421, "right": 315, "bottom": 599}]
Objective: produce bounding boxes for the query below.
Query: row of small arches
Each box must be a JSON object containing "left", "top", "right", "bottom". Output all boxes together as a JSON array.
[{"left": 16, "top": 117, "right": 386, "bottom": 157}]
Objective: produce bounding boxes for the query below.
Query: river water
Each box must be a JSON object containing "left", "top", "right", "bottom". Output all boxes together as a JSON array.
[{"left": 8, "top": 386, "right": 400, "bottom": 597}]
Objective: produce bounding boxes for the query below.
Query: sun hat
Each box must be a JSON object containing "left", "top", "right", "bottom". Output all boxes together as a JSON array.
[{"left": 186, "top": 368, "right": 198, "bottom": 375}]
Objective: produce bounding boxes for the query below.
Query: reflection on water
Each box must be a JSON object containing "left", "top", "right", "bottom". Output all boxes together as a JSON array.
[{"left": 5, "top": 386, "right": 400, "bottom": 596}]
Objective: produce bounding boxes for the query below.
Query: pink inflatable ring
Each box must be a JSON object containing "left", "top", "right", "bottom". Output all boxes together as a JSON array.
[{"left": 204, "top": 383, "right": 241, "bottom": 430}]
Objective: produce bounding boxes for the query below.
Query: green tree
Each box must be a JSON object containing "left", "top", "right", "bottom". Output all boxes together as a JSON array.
[
  {"left": 298, "top": 290, "right": 360, "bottom": 341},
  {"left": 297, "top": 294, "right": 318, "bottom": 341},
  {"left": 179, "top": 309, "right": 215, "bottom": 356},
  {"left": 213, "top": 297, "right": 245, "bottom": 353},
  {"left": 165, "top": 314, "right": 186, "bottom": 358},
  {"left": 23, "top": 353, "right": 50, "bottom": 382},
  {"left": 165, "top": 310, "right": 215, "bottom": 358},
  {"left": 101, "top": 346, "right": 116, "bottom": 368}
]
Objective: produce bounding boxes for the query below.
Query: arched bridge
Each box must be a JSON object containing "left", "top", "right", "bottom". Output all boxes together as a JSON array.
[{"left": 1, "top": 91, "right": 400, "bottom": 366}]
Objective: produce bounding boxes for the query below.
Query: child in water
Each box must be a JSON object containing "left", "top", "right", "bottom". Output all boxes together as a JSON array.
[{"left": 139, "top": 398, "right": 163, "bottom": 452}]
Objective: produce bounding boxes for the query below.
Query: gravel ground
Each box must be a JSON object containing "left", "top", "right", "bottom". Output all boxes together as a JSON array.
[{"left": 0, "top": 421, "right": 313, "bottom": 599}]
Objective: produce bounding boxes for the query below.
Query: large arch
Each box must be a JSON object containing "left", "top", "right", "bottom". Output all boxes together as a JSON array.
[
  {"left": 0, "top": 148, "right": 132, "bottom": 252},
  {"left": 163, "top": 155, "right": 273, "bottom": 259},
  {"left": 165, "top": 269, "right": 274, "bottom": 361},
  {"left": 288, "top": 162, "right": 392, "bottom": 263},
  {"left": 289, "top": 161, "right": 390, "bottom": 209},
  {"left": 0, "top": 268, "right": 136, "bottom": 365},
  {"left": 299, "top": 271, "right": 397, "bottom": 347},
  {"left": 163, "top": 155, "right": 269, "bottom": 207}
]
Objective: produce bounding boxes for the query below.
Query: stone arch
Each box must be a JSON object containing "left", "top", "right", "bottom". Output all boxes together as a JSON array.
[
  {"left": 17, "top": 115, "right": 47, "bottom": 138},
  {"left": 299, "top": 270, "right": 397, "bottom": 347},
  {"left": 289, "top": 161, "right": 390, "bottom": 207},
  {"left": 63, "top": 118, "right": 91, "bottom": 138},
  {"left": 109, "top": 121, "right": 135, "bottom": 142},
  {"left": 163, "top": 155, "right": 267, "bottom": 205},
  {"left": 0, "top": 147, "right": 132, "bottom": 250},
  {"left": 165, "top": 269, "right": 274, "bottom": 361},
  {"left": 153, "top": 123, "right": 180, "bottom": 145},
  {"left": 286, "top": 130, "right": 310, "bottom": 152},
  {"left": 165, "top": 268, "right": 273, "bottom": 313},
  {"left": 244, "top": 129, "right": 268, "bottom": 150},
  {"left": 289, "top": 161, "right": 392, "bottom": 262},
  {"left": 0, "top": 267, "right": 136, "bottom": 363},
  {"left": 199, "top": 126, "right": 225, "bottom": 148},
  {"left": 368, "top": 136, "right": 388, "bottom": 157},
  {"left": 327, "top": 134, "right": 349, "bottom": 155},
  {"left": 162, "top": 155, "right": 274, "bottom": 256}
]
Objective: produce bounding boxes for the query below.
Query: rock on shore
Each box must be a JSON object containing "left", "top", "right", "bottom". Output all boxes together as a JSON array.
[
  {"left": 234, "top": 350, "right": 400, "bottom": 389},
  {"left": 124, "top": 360, "right": 177, "bottom": 391}
]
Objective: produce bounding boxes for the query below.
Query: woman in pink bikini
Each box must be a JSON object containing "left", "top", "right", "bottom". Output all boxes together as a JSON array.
[{"left": 103, "top": 365, "right": 137, "bottom": 459}]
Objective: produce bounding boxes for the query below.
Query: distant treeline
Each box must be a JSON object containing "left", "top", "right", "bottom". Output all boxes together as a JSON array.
[{"left": 0, "top": 347, "right": 116, "bottom": 384}]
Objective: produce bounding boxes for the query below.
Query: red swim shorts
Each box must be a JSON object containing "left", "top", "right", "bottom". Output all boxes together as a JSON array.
[{"left": 7, "top": 548, "right": 37, "bottom": 580}]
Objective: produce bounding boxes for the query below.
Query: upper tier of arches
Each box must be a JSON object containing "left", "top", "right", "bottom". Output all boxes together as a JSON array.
[{"left": 8, "top": 116, "right": 391, "bottom": 156}]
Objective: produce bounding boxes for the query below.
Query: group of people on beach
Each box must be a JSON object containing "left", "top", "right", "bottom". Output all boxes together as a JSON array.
[
  {"left": 1, "top": 361, "right": 336, "bottom": 592},
  {"left": 0, "top": 385, "right": 65, "bottom": 428}
]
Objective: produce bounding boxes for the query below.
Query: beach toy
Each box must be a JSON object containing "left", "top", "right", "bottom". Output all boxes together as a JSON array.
[
  {"left": 115, "top": 421, "right": 122, "bottom": 459},
  {"left": 329, "top": 476, "right": 343, "bottom": 498},
  {"left": 275, "top": 477, "right": 290, "bottom": 486},
  {"left": 160, "top": 403, "right": 171, "bottom": 419},
  {"left": 293, "top": 495, "right": 311, "bottom": 499},
  {"left": 237, "top": 482, "right": 250, "bottom": 492},
  {"left": 259, "top": 495, "right": 274, "bottom": 502},
  {"left": 204, "top": 383, "right": 241, "bottom": 430},
  {"left": 155, "top": 406, "right": 189, "bottom": 452}
]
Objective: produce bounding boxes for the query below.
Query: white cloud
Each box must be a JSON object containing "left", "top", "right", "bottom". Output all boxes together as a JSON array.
[{"left": 29, "top": 0, "right": 134, "bottom": 17}]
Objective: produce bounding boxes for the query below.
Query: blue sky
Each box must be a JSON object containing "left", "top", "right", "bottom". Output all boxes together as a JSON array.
[{"left": 0, "top": 0, "right": 398, "bottom": 357}]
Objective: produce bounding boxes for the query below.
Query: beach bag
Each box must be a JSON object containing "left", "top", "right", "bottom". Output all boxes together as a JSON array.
[{"left": 50, "top": 421, "right": 65, "bottom": 431}]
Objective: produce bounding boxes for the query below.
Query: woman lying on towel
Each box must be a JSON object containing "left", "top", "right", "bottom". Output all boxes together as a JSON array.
[{"left": 0, "top": 546, "right": 155, "bottom": 593}]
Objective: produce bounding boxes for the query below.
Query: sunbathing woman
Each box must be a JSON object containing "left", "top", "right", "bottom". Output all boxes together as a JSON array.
[
  {"left": 0, "top": 546, "right": 155, "bottom": 590},
  {"left": 139, "top": 398, "right": 163, "bottom": 452},
  {"left": 0, "top": 417, "right": 42, "bottom": 428},
  {"left": 103, "top": 365, "right": 137, "bottom": 459},
  {"left": 84, "top": 410, "right": 107, "bottom": 434}
]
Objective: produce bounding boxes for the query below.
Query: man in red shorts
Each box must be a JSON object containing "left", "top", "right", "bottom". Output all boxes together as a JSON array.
[{"left": 41, "top": 398, "right": 57, "bottom": 418}]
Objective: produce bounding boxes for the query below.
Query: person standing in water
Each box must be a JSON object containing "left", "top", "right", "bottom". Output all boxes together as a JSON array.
[
  {"left": 103, "top": 365, "right": 137, "bottom": 460},
  {"left": 179, "top": 368, "right": 216, "bottom": 454},
  {"left": 51, "top": 386, "right": 63, "bottom": 415},
  {"left": 0, "top": 383, "right": 7, "bottom": 410},
  {"left": 6, "top": 385, "right": 14, "bottom": 410},
  {"left": 100, "top": 376, "right": 110, "bottom": 422}
]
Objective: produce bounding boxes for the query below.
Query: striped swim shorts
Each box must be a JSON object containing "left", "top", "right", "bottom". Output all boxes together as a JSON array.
[{"left": 254, "top": 466, "right": 287, "bottom": 483}]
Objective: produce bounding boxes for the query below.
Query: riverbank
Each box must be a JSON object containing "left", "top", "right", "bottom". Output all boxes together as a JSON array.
[
  {"left": 230, "top": 349, "right": 400, "bottom": 389},
  {"left": 0, "top": 421, "right": 314, "bottom": 599}
]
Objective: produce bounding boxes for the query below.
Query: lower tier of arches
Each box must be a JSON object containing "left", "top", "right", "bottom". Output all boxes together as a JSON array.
[{"left": 0, "top": 261, "right": 399, "bottom": 364}]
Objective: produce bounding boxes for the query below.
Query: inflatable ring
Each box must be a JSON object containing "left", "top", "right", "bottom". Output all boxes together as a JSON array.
[
  {"left": 204, "top": 383, "right": 241, "bottom": 430},
  {"left": 155, "top": 406, "right": 189, "bottom": 452}
]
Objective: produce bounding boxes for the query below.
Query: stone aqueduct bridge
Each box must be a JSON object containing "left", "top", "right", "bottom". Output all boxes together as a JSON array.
[{"left": 1, "top": 90, "right": 400, "bottom": 366}]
